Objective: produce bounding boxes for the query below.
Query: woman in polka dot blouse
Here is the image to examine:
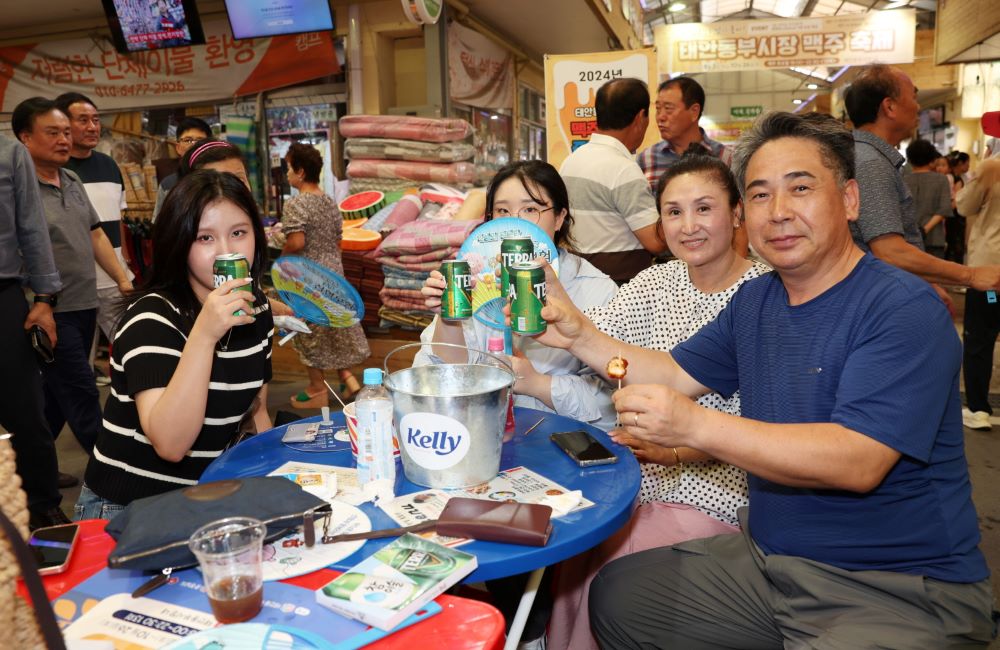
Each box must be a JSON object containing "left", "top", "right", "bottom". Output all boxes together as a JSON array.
[{"left": 548, "top": 155, "right": 771, "bottom": 650}]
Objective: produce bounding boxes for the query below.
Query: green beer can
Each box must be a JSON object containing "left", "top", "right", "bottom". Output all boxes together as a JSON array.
[
  {"left": 440, "top": 260, "right": 473, "bottom": 321},
  {"left": 500, "top": 236, "right": 534, "bottom": 299},
  {"left": 509, "top": 260, "right": 546, "bottom": 335},
  {"left": 213, "top": 253, "right": 252, "bottom": 315}
]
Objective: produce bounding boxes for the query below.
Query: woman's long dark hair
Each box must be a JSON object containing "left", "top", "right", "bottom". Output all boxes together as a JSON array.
[
  {"left": 484, "top": 160, "right": 575, "bottom": 250},
  {"left": 122, "top": 170, "right": 266, "bottom": 327}
]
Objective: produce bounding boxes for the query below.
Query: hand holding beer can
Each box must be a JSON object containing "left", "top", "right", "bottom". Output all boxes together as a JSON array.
[
  {"left": 500, "top": 236, "right": 534, "bottom": 300},
  {"left": 440, "top": 260, "right": 473, "bottom": 321},
  {"left": 509, "top": 260, "right": 546, "bottom": 335},
  {"left": 213, "top": 254, "right": 252, "bottom": 316}
]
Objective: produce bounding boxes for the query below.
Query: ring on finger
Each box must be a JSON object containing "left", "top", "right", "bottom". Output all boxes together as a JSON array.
[{"left": 633, "top": 412, "right": 639, "bottom": 427}]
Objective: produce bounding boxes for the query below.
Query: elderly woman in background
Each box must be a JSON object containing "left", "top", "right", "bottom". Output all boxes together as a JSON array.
[{"left": 282, "top": 143, "right": 369, "bottom": 408}]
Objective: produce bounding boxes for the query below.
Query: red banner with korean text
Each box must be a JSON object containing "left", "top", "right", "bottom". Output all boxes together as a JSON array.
[
  {"left": 0, "top": 20, "right": 339, "bottom": 112},
  {"left": 655, "top": 9, "right": 915, "bottom": 74}
]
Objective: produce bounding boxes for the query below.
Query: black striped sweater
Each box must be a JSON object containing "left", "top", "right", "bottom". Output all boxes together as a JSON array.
[{"left": 86, "top": 291, "right": 273, "bottom": 505}]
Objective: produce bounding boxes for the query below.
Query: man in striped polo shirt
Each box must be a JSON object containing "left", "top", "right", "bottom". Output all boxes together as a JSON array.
[
  {"left": 55, "top": 93, "right": 133, "bottom": 360},
  {"left": 560, "top": 78, "right": 668, "bottom": 285}
]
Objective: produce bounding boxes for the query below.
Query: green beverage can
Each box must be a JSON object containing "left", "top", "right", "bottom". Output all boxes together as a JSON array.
[
  {"left": 213, "top": 253, "right": 252, "bottom": 315},
  {"left": 500, "top": 236, "right": 534, "bottom": 299},
  {"left": 440, "top": 260, "right": 473, "bottom": 321},
  {"left": 379, "top": 546, "right": 457, "bottom": 579},
  {"left": 509, "top": 260, "right": 546, "bottom": 335}
]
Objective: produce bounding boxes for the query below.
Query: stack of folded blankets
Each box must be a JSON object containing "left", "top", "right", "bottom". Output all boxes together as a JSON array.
[
  {"left": 374, "top": 217, "right": 483, "bottom": 330},
  {"left": 340, "top": 250, "right": 384, "bottom": 330},
  {"left": 340, "top": 115, "right": 477, "bottom": 194}
]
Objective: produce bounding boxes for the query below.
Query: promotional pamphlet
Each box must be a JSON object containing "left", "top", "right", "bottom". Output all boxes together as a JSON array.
[
  {"left": 269, "top": 460, "right": 365, "bottom": 506},
  {"left": 378, "top": 466, "right": 592, "bottom": 546},
  {"left": 377, "top": 489, "right": 469, "bottom": 548},
  {"left": 56, "top": 567, "right": 438, "bottom": 649},
  {"left": 316, "top": 534, "right": 477, "bottom": 631}
]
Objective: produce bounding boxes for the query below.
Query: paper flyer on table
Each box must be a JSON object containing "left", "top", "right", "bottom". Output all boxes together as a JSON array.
[
  {"left": 55, "top": 567, "right": 439, "bottom": 649},
  {"left": 269, "top": 460, "right": 365, "bottom": 506},
  {"left": 62, "top": 593, "right": 215, "bottom": 648},
  {"left": 455, "top": 466, "right": 594, "bottom": 511},
  {"left": 378, "top": 489, "right": 472, "bottom": 548},
  {"left": 379, "top": 466, "right": 592, "bottom": 543}
]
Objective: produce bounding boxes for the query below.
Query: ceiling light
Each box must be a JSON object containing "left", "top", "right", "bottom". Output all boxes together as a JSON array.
[
  {"left": 884, "top": 1, "right": 909, "bottom": 8},
  {"left": 792, "top": 98, "right": 804, "bottom": 105},
  {"left": 668, "top": 2, "right": 686, "bottom": 11},
  {"left": 806, "top": 83, "right": 819, "bottom": 89}
]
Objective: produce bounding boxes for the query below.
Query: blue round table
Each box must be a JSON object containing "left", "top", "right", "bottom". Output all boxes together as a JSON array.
[{"left": 202, "top": 407, "right": 640, "bottom": 583}]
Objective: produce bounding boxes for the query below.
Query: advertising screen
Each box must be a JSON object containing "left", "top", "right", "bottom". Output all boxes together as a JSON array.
[
  {"left": 224, "top": 0, "right": 334, "bottom": 40},
  {"left": 103, "top": 0, "right": 206, "bottom": 53}
]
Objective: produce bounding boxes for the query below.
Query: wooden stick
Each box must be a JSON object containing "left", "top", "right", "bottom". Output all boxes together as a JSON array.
[{"left": 323, "top": 380, "right": 349, "bottom": 411}]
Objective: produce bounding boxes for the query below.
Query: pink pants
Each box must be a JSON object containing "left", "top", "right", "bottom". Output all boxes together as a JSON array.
[{"left": 547, "top": 502, "right": 740, "bottom": 650}]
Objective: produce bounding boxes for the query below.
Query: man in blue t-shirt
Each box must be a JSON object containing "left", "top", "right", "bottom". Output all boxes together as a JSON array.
[{"left": 536, "top": 111, "right": 995, "bottom": 648}]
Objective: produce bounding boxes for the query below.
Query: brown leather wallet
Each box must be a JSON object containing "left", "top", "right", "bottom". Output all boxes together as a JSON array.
[
  {"left": 320, "top": 497, "right": 554, "bottom": 547},
  {"left": 436, "top": 498, "right": 553, "bottom": 546}
]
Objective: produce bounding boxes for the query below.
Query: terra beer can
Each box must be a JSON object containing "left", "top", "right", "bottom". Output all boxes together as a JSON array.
[
  {"left": 510, "top": 260, "right": 546, "bottom": 335},
  {"left": 440, "top": 260, "right": 473, "bottom": 321},
  {"left": 500, "top": 236, "right": 534, "bottom": 300},
  {"left": 213, "top": 253, "right": 252, "bottom": 315}
]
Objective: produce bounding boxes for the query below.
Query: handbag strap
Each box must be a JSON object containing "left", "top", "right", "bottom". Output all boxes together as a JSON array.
[
  {"left": 0, "top": 511, "right": 67, "bottom": 650},
  {"left": 321, "top": 519, "right": 436, "bottom": 544}
]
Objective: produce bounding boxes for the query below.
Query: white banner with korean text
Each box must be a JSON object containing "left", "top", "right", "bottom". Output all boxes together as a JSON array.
[
  {"left": 0, "top": 19, "right": 339, "bottom": 112},
  {"left": 448, "top": 21, "right": 514, "bottom": 110},
  {"left": 655, "top": 9, "right": 915, "bottom": 74}
]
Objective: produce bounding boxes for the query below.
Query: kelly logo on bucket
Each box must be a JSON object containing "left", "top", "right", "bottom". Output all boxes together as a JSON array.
[{"left": 398, "top": 413, "right": 471, "bottom": 470}]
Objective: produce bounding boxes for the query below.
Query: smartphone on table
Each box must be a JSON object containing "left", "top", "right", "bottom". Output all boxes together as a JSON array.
[
  {"left": 550, "top": 430, "right": 618, "bottom": 467},
  {"left": 28, "top": 523, "right": 80, "bottom": 575}
]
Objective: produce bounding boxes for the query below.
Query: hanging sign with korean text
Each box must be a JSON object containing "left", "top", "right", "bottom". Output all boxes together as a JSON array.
[
  {"left": 0, "top": 19, "right": 339, "bottom": 112},
  {"left": 448, "top": 21, "right": 514, "bottom": 110},
  {"left": 655, "top": 9, "right": 915, "bottom": 74}
]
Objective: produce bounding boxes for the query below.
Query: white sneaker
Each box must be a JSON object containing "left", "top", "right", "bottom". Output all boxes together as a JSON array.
[{"left": 962, "top": 408, "right": 992, "bottom": 430}]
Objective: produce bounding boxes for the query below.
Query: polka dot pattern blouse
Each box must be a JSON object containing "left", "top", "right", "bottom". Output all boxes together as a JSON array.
[{"left": 585, "top": 259, "right": 771, "bottom": 525}]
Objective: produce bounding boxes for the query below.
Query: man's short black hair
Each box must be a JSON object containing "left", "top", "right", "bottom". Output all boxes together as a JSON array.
[
  {"left": 906, "top": 139, "right": 940, "bottom": 167},
  {"left": 54, "top": 92, "right": 97, "bottom": 117},
  {"left": 657, "top": 76, "right": 706, "bottom": 119},
  {"left": 12, "top": 97, "right": 60, "bottom": 138},
  {"left": 844, "top": 64, "right": 900, "bottom": 128},
  {"left": 733, "top": 111, "right": 855, "bottom": 192},
  {"left": 596, "top": 78, "right": 650, "bottom": 130},
  {"left": 176, "top": 116, "right": 212, "bottom": 139}
]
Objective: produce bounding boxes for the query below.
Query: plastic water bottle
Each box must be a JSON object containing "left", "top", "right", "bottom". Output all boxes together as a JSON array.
[
  {"left": 487, "top": 335, "right": 517, "bottom": 441},
  {"left": 355, "top": 368, "right": 396, "bottom": 490}
]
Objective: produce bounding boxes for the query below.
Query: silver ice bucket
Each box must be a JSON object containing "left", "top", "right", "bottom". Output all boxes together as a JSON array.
[{"left": 384, "top": 343, "right": 514, "bottom": 488}]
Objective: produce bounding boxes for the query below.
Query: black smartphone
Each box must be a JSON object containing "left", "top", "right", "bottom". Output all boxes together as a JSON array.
[
  {"left": 28, "top": 523, "right": 80, "bottom": 575},
  {"left": 550, "top": 430, "right": 618, "bottom": 467},
  {"left": 29, "top": 325, "right": 54, "bottom": 364}
]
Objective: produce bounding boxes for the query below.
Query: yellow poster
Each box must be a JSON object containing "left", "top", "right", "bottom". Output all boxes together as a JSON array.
[{"left": 544, "top": 48, "right": 660, "bottom": 169}]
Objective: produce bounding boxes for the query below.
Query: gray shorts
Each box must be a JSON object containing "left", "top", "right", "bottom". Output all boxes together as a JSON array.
[{"left": 590, "top": 508, "right": 996, "bottom": 649}]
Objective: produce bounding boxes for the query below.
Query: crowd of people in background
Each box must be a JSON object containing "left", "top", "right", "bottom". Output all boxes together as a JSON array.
[{"left": 2, "top": 63, "right": 1000, "bottom": 649}]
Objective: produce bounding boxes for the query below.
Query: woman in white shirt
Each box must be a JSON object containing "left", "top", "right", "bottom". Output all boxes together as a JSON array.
[{"left": 417, "top": 160, "right": 619, "bottom": 431}]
